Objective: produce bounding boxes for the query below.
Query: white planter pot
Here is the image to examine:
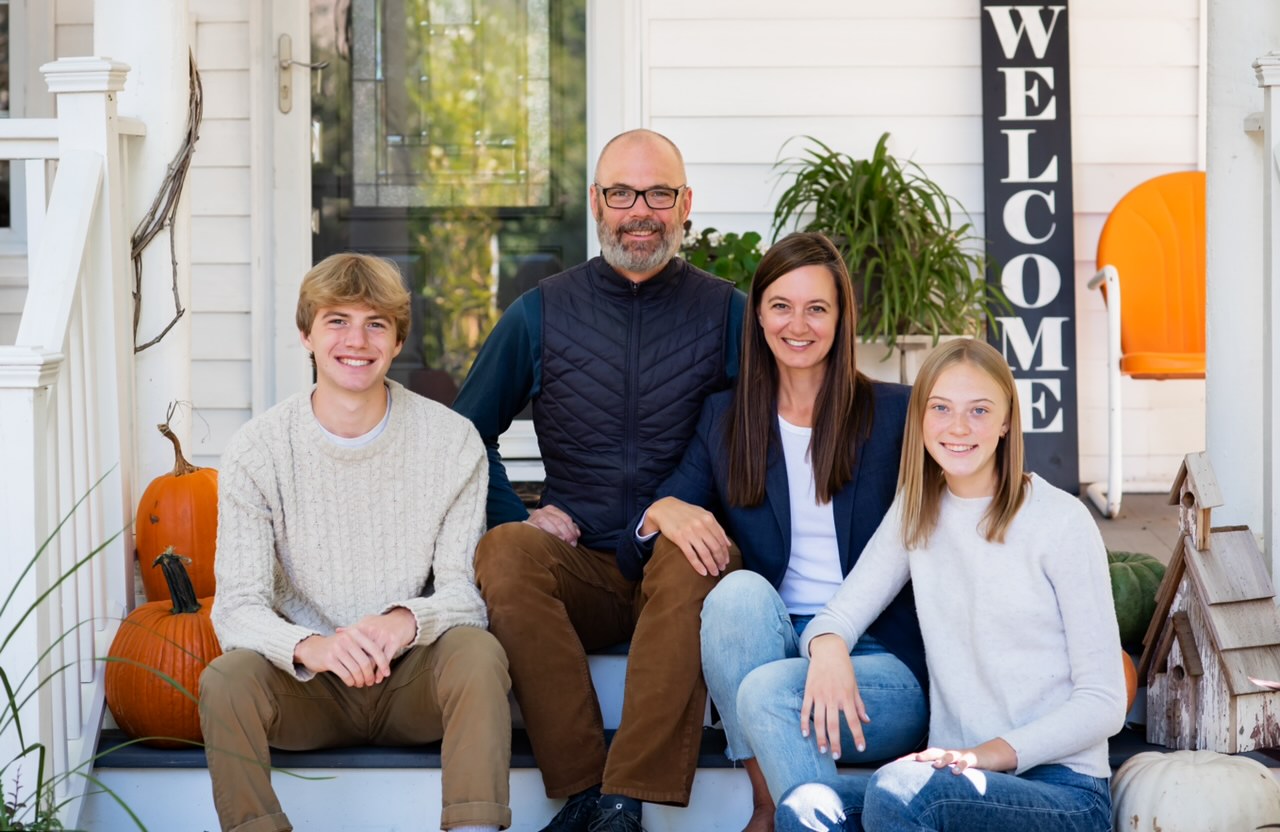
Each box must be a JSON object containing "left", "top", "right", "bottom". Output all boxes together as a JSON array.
[{"left": 855, "top": 334, "right": 966, "bottom": 385}]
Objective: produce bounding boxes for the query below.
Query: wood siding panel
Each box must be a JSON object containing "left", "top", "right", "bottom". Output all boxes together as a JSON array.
[
  {"left": 191, "top": 360, "right": 253, "bottom": 410},
  {"left": 650, "top": 67, "right": 983, "bottom": 117},
  {"left": 199, "top": 70, "right": 251, "bottom": 119},
  {"left": 191, "top": 217, "right": 251, "bottom": 264},
  {"left": 186, "top": 408, "right": 252, "bottom": 470},
  {"left": 195, "top": 22, "right": 250, "bottom": 71},
  {"left": 1075, "top": 67, "right": 1199, "bottom": 116},
  {"left": 54, "top": 24, "right": 92, "bottom": 58},
  {"left": 192, "top": 312, "right": 251, "bottom": 361},
  {"left": 191, "top": 0, "right": 251, "bottom": 23},
  {"left": 55, "top": 0, "right": 93, "bottom": 25},
  {"left": 191, "top": 264, "right": 252, "bottom": 313},
  {"left": 647, "top": 19, "right": 980, "bottom": 67},
  {"left": 193, "top": 121, "right": 252, "bottom": 167},
  {"left": 653, "top": 117, "right": 984, "bottom": 165},
  {"left": 643, "top": 1, "right": 980, "bottom": 19},
  {"left": 190, "top": 168, "right": 252, "bottom": 217}
]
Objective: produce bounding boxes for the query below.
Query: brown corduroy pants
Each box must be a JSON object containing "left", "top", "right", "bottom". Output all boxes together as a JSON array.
[
  {"left": 475, "top": 522, "right": 740, "bottom": 806},
  {"left": 198, "top": 626, "right": 512, "bottom": 832}
]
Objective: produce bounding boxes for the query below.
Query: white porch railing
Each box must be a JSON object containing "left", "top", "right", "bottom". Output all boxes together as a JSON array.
[{"left": 0, "top": 58, "right": 141, "bottom": 828}]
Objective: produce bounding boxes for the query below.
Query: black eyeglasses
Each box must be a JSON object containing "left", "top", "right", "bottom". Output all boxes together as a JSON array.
[{"left": 596, "top": 184, "right": 686, "bottom": 210}]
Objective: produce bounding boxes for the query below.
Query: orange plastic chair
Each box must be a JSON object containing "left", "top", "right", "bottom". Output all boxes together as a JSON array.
[{"left": 1086, "top": 171, "right": 1205, "bottom": 518}]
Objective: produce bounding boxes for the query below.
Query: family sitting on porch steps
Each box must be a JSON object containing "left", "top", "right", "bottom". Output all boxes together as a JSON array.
[{"left": 197, "top": 129, "right": 1126, "bottom": 832}]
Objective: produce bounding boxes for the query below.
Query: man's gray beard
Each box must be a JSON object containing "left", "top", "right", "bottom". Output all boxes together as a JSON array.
[{"left": 597, "top": 221, "right": 681, "bottom": 276}]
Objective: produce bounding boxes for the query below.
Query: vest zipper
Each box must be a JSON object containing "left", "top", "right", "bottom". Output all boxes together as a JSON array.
[{"left": 623, "top": 281, "right": 641, "bottom": 531}]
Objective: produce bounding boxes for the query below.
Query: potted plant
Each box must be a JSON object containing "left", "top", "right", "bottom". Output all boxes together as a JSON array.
[
  {"left": 680, "top": 223, "right": 765, "bottom": 293},
  {"left": 771, "top": 133, "right": 1006, "bottom": 380}
]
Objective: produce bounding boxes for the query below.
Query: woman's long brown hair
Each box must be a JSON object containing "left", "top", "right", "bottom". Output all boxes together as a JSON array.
[{"left": 726, "top": 232, "right": 874, "bottom": 507}]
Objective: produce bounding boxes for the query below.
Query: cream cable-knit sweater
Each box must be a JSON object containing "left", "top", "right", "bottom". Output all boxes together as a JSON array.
[{"left": 212, "top": 381, "right": 489, "bottom": 681}]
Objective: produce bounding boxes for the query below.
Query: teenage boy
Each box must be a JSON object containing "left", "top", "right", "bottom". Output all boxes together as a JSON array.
[{"left": 200, "top": 252, "right": 511, "bottom": 832}]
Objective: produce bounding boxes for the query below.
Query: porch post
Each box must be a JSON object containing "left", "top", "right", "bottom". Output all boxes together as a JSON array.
[
  {"left": 40, "top": 57, "right": 137, "bottom": 615},
  {"left": 94, "top": 0, "right": 193, "bottom": 496},
  {"left": 1257, "top": 52, "right": 1280, "bottom": 569},
  {"left": 1203, "top": 0, "right": 1277, "bottom": 554}
]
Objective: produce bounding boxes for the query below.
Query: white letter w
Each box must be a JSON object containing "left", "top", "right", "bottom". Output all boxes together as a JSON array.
[{"left": 984, "top": 6, "right": 1066, "bottom": 60}]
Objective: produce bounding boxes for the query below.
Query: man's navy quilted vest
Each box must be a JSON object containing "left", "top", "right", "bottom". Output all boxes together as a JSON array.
[{"left": 534, "top": 256, "right": 736, "bottom": 553}]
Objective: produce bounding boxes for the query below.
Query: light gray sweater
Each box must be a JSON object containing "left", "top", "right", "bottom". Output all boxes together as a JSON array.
[
  {"left": 802, "top": 474, "right": 1126, "bottom": 778},
  {"left": 212, "top": 381, "right": 489, "bottom": 681}
]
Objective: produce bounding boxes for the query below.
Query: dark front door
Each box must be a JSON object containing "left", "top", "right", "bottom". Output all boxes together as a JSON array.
[{"left": 310, "top": 0, "right": 587, "bottom": 402}]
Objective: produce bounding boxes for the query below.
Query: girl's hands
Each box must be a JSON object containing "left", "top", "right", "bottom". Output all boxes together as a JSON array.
[
  {"left": 902, "top": 738, "right": 1018, "bottom": 773},
  {"left": 800, "top": 633, "right": 869, "bottom": 760}
]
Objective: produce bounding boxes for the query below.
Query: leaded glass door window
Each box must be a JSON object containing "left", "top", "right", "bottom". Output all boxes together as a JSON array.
[{"left": 311, "top": 0, "right": 586, "bottom": 399}]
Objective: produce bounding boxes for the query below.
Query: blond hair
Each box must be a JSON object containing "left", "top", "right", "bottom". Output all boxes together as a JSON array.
[
  {"left": 898, "top": 338, "right": 1028, "bottom": 549},
  {"left": 295, "top": 252, "right": 412, "bottom": 343}
]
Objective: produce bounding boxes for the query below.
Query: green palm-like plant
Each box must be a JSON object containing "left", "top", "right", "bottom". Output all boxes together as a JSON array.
[{"left": 772, "top": 133, "right": 1007, "bottom": 350}]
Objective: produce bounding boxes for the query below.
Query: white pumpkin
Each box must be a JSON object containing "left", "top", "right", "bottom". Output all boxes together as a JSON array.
[{"left": 1112, "top": 750, "right": 1280, "bottom": 832}]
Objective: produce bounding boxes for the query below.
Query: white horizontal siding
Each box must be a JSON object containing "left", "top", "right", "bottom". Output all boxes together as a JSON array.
[
  {"left": 189, "top": 6, "right": 255, "bottom": 466},
  {"left": 642, "top": 1, "right": 1204, "bottom": 491}
]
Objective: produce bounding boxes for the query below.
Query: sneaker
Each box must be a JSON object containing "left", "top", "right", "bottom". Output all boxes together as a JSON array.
[
  {"left": 588, "top": 801, "right": 645, "bottom": 832},
  {"left": 539, "top": 787, "right": 602, "bottom": 832}
]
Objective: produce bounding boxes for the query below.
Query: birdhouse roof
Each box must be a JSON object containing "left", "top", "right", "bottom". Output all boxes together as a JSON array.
[
  {"left": 1168, "top": 451, "right": 1225, "bottom": 508},
  {"left": 1140, "top": 528, "right": 1280, "bottom": 690}
]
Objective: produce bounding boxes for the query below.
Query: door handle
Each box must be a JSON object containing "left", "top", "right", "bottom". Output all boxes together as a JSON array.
[{"left": 277, "top": 34, "right": 329, "bottom": 114}]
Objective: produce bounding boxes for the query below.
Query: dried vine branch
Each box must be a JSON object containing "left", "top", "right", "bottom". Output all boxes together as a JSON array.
[{"left": 133, "top": 50, "right": 204, "bottom": 354}]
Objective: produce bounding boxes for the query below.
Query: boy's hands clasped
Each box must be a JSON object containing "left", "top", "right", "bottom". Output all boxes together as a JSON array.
[{"left": 293, "top": 607, "right": 417, "bottom": 688}]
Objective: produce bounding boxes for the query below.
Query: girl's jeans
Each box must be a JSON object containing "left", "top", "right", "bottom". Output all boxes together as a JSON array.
[
  {"left": 775, "top": 760, "right": 1112, "bottom": 832},
  {"left": 700, "top": 570, "right": 927, "bottom": 802}
]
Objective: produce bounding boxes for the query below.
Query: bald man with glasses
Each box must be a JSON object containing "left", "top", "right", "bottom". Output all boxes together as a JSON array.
[{"left": 453, "top": 130, "right": 747, "bottom": 832}]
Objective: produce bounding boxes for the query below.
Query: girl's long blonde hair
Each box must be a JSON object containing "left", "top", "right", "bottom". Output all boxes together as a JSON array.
[{"left": 898, "top": 338, "right": 1029, "bottom": 549}]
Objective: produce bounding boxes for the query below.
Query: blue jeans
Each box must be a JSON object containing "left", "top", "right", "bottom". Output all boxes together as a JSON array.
[
  {"left": 700, "top": 571, "right": 927, "bottom": 802},
  {"left": 775, "top": 761, "right": 1112, "bottom": 832}
]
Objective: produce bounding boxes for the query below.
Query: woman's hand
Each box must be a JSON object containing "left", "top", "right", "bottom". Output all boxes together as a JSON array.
[
  {"left": 800, "top": 633, "right": 869, "bottom": 760},
  {"left": 642, "top": 496, "right": 731, "bottom": 577},
  {"left": 902, "top": 738, "right": 1018, "bottom": 773}
]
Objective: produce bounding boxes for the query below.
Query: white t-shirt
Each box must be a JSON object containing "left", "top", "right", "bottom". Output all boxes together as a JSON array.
[{"left": 776, "top": 415, "right": 845, "bottom": 615}]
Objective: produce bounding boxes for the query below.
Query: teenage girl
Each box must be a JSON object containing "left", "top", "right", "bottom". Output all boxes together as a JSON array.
[{"left": 776, "top": 338, "right": 1125, "bottom": 832}]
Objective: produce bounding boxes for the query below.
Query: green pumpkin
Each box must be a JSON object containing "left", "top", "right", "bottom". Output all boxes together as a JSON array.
[{"left": 1108, "top": 551, "right": 1167, "bottom": 649}]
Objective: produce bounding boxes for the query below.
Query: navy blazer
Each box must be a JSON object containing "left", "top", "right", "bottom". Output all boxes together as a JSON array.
[{"left": 617, "top": 382, "right": 927, "bottom": 688}]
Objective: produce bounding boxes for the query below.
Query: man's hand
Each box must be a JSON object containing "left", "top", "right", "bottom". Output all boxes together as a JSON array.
[
  {"left": 800, "top": 633, "right": 869, "bottom": 760},
  {"left": 642, "top": 496, "right": 731, "bottom": 577},
  {"left": 525, "top": 505, "right": 581, "bottom": 546},
  {"left": 294, "top": 627, "right": 392, "bottom": 688}
]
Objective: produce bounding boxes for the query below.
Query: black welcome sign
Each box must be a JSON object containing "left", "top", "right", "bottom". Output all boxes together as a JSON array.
[{"left": 980, "top": 2, "right": 1080, "bottom": 492}]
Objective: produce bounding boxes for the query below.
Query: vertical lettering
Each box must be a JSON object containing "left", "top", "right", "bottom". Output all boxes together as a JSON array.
[
  {"left": 998, "top": 67, "right": 1056, "bottom": 120},
  {"left": 1015, "top": 378, "right": 1064, "bottom": 433},
  {"left": 1002, "top": 129, "right": 1059, "bottom": 183},
  {"left": 984, "top": 6, "right": 1067, "bottom": 60},
  {"left": 1000, "top": 254, "right": 1061, "bottom": 309},
  {"left": 997, "top": 316, "right": 1069, "bottom": 371},
  {"left": 1003, "top": 189, "right": 1057, "bottom": 244}
]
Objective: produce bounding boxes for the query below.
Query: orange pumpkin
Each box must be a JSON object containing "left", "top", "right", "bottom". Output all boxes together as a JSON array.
[
  {"left": 1123, "top": 651, "right": 1138, "bottom": 713},
  {"left": 136, "top": 419, "right": 218, "bottom": 601},
  {"left": 105, "top": 549, "right": 222, "bottom": 748}
]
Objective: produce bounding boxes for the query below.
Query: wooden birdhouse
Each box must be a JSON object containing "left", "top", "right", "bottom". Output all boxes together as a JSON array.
[
  {"left": 1168, "top": 451, "right": 1223, "bottom": 551},
  {"left": 1140, "top": 453, "right": 1280, "bottom": 753}
]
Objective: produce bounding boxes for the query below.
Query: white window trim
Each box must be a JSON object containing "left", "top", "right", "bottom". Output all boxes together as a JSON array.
[{"left": 0, "top": 0, "right": 54, "bottom": 255}]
